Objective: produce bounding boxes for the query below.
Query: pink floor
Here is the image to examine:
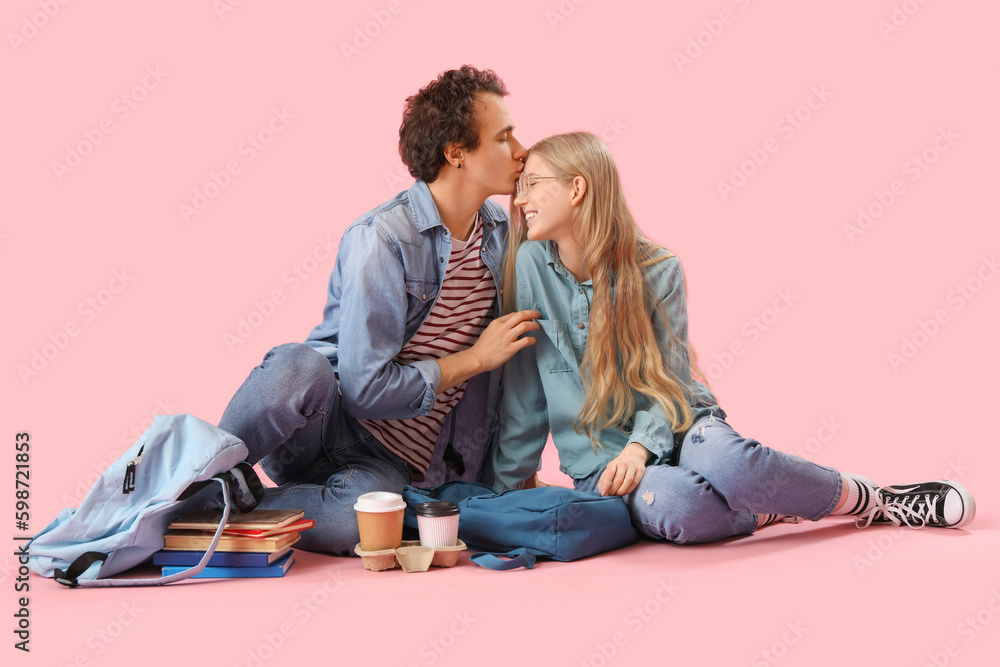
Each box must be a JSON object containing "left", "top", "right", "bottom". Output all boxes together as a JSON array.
[{"left": 25, "top": 489, "right": 999, "bottom": 667}]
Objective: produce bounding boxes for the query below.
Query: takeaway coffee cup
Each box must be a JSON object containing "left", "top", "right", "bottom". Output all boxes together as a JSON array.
[
  {"left": 354, "top": 492, "right": 406, "bottom": 551},
  {"left": 415, "top": 501, "right": 460, "bottom": 548}
]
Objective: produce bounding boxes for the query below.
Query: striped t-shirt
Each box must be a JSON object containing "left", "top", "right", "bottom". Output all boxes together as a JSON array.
[{"left": 359, "top": 214, "right": 496, "bottom": 479}]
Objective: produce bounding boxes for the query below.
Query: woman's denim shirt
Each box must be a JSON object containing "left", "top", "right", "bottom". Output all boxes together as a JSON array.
[
  {"left": 303, "top": 180, "right": 508, "bottom": 484},
  {"left": 493, "top": 240, "right": 725, "bottom": 492}
]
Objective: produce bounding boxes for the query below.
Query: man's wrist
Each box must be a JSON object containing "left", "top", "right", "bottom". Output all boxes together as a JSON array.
[
  {"left": 464, "top": 347, "right": 487, "bottom": 376},
  {"left": 437, "top": 348, "right": 485, "bottom": 394}
]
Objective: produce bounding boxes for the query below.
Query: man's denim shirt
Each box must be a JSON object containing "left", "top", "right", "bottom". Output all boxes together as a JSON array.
[{"left": 304, "top": 179, "right": 508, "bottom": 484}]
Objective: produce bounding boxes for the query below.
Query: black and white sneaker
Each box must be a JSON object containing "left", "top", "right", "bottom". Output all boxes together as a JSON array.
[{"left": 856, "top": 480, "right": 975, "bottom": 529}]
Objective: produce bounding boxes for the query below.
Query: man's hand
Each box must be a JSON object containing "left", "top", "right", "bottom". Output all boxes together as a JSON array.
[
  {"left": 469, "top": 310, "right": 541, "bottom": 370},
  {"left": 437, "top": 310, "right": 541, "bottom": 393},
  {"left": 597, "top": 442, "right": 652, "bottom": 496}
]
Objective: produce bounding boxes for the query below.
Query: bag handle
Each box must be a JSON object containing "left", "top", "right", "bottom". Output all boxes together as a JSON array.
[
  {"left": 56, "top": 476, "right": 233, "bottom": 588},
  {"left": 469, "top": 548, "right": 536, "bottom": 571},
  {"left": 178, "top": 462, "right": 263, "bottom": 513}
]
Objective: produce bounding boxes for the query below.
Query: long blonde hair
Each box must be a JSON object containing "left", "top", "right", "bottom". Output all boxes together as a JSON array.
[{"left": 502, "top": 132, "right": 706, "bottom": 450}]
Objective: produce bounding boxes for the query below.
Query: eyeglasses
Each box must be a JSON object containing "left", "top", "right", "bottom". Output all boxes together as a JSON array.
[{"left": 516, "top": 172, "right": 567, "bottom": 198}]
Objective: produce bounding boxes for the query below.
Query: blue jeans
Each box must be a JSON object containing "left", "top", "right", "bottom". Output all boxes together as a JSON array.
[
  {"left": 218, "top": 343, "right": 412, "bottom": 556},
  {"left": 573, "top": 414, "right": 843, "bottom": 544}
]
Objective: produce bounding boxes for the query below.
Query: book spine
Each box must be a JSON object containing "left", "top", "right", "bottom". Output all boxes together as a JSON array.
[{"left": 152, "top": 551, "right": 269, "bottom": 567}]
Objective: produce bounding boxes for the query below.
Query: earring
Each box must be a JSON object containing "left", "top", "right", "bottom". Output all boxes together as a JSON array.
[{"left": 457, "top": 163, "right": 462, "bottom": 169}]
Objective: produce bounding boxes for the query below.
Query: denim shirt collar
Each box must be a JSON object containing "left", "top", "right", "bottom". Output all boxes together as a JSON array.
[
  {"left": 544, "top": 240, "right": 594, "bottom": 287},
  {"left": 408, "top": 179, "right": 501, "bottom": 233}
]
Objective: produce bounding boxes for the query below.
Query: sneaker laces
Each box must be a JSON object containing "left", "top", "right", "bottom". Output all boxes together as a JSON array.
[{"left": 855, "top": 487, "right": 937, "bottom": 529}]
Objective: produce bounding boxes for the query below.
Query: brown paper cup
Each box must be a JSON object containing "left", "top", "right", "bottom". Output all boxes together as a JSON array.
[{"left": 356, "top": 509, "right": 404, "bottom": 551}]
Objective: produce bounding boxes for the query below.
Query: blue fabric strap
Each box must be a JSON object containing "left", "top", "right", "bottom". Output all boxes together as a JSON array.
[
  {"left": 469, "top": 548, "right": 536, "bottom": 571},
  {"left": 68, "top": 477, "right": 232, "bottom": 588}
]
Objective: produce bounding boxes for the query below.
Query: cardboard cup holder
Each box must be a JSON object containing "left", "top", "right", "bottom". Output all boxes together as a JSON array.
[{"left": 354, "top": 539, "right": 466, "bottom": 572}]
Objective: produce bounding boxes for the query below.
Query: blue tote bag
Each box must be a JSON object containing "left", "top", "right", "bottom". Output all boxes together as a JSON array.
[{"left": 403, "top": 481, "right": 638, "bottom": 570}]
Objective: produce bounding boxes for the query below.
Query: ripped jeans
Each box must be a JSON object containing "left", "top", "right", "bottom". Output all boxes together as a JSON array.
[{"left": 572, "top": 415, "right": 843, "bottom": 544}]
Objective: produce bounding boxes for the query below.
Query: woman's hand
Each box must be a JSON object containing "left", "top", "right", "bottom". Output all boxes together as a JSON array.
[{"left": 597, "top": 442, "right": 652, "bottom": 496}]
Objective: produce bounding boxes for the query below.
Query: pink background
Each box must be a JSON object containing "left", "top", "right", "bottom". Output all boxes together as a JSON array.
[{"left": 4, "top": 1, "right": 998, "bottom": 665}]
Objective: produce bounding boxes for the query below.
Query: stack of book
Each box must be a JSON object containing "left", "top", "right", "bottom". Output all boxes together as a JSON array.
[{"left": 153, "top": 509, "right": 313, "bottom": 578}]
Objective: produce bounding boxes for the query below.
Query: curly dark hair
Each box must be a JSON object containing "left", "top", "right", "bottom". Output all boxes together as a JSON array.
[{"left": 398, "top": 65, "right": 509, "bottom": 183}]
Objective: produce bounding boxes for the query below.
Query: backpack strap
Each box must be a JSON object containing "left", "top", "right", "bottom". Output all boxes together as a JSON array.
[
  {"left": 469, "top": 548, "right": 537, "bottom": 571},
  {"left": 54, "top": 552, "right": 108, "bottom": 587},
  {"left": 178, "top": 463, "right": 264, "bottom": 513},
  {"left": 442, "top": 405, "right": 465, "bottom": 480},
  {"left": 57, "top": 476, "right": 234, "bottom": 588}
]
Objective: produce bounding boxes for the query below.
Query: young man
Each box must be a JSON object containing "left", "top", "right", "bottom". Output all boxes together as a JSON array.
[{"left": 218, "top": 66, "right": 540, "bottom": 555}]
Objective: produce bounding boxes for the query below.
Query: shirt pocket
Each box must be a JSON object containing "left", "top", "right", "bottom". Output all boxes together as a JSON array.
[
  {"left": 404, "top": 278, "right": 438, "bottom": 321},
  {"left": 535, "top": 319, "right": 577, "bottom": 373}
]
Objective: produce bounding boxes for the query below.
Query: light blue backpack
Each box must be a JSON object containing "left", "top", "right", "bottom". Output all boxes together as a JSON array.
[{"left": 28, "top": 414, "right": 262, "bottom": 587}]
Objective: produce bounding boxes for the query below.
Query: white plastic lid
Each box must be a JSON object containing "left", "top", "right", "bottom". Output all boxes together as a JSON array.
[{"left": 354, "top": 491, "right": 406, "bottom": 513}]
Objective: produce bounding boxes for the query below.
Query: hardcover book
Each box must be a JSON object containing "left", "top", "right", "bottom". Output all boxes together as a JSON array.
[
  {"left": 152, "top": 546, "right": 294, "bottom": 568},
  {"left": 168, "top": 509, "right": 305, "bottom": 532},
  {"left": 162, "top": 531, "right": 301, "bottom": 553},
  {"left": 160, "top": 551, "right": 295, "bottom": 578}
]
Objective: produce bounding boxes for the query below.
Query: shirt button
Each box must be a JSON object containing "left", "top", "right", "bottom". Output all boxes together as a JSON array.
[
  {"left": 578, "top": 323, "right": 585, "bottom": 330},
  {"left": 578, "top": 289, "right": 584, "bottom": 294},
  {"left": 440, "top": 257, "right": 444, "bottom": 263},
  {"left": 422, "top": 294, "right": 427, "bottom": 299}
]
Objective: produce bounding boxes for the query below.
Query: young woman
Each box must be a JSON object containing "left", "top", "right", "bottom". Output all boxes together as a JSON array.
[{"left": 492, "top": 131, "right": 975, "bottom": 543}]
